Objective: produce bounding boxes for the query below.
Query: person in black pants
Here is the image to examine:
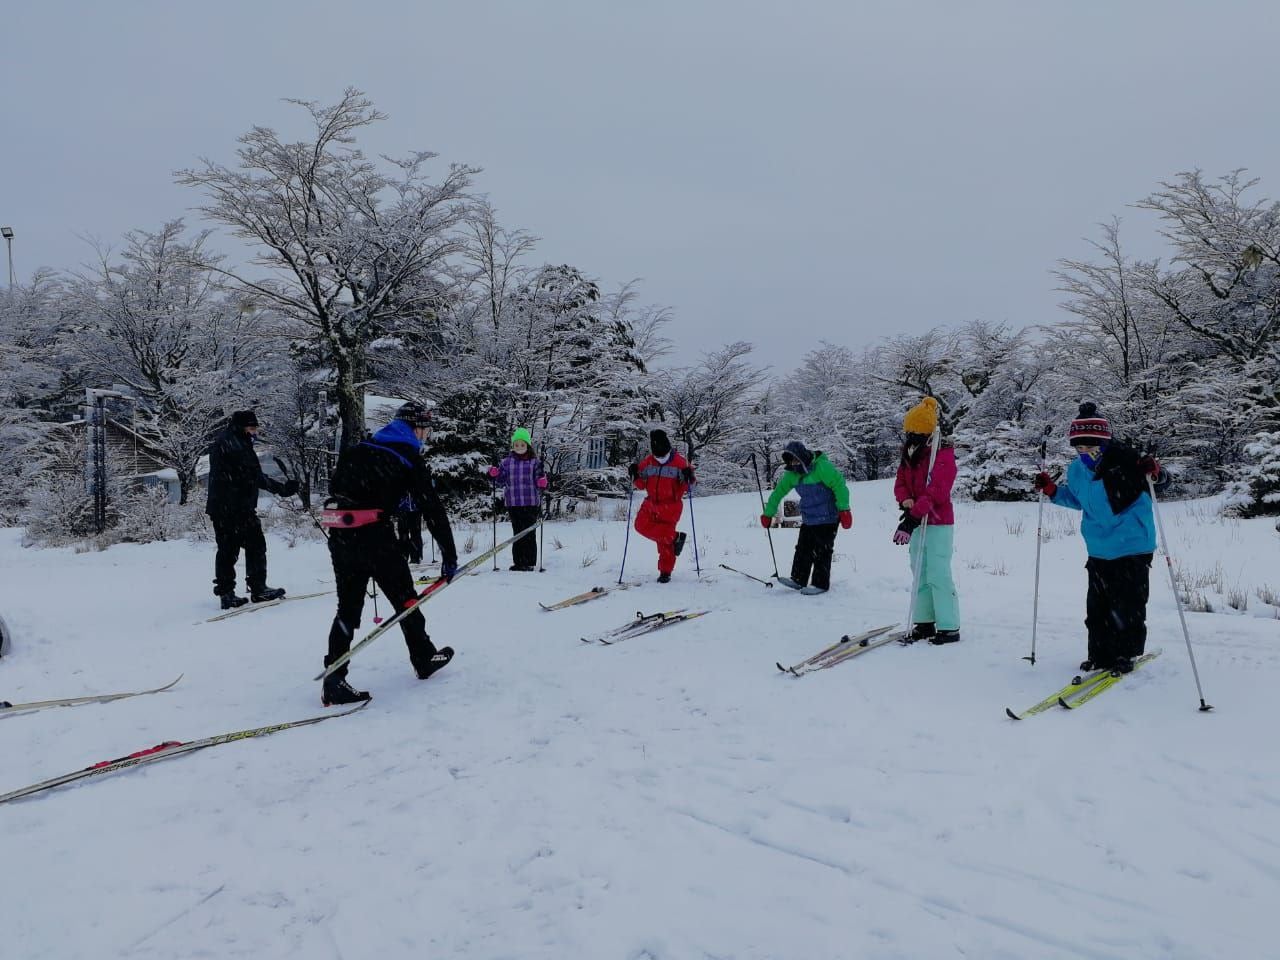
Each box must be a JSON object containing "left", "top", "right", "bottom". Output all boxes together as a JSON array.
[
  {"left": 321, "top": 402, "right": 459, "bottom": 706},
  {"left": 205, "top": 410, "right": 298, "bottom": 609},
  {"left": 485, "top": 428, "right": 547, "bottom": 571}
]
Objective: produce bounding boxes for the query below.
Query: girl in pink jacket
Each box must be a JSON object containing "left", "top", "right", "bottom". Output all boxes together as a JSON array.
[{"left": 892, "top": 397, "right": 961, "bottom": 644}]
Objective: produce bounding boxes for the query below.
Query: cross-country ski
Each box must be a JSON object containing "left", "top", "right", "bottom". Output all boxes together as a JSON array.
[
  {"left": 1, "top": 675, "right": 183, "bottom": 715},
  {"left": 0, "top": 703, "right": 366, "bottom": 804}
]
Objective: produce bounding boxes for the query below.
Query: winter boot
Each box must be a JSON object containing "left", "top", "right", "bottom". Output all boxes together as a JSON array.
[
  {"left": 1111, "top": 656, "right": 1134, "bottom": 675},
  {"left": 657, "top": 572, "right": 671, "bottom": 583},
  {"left": 673, "top": 532, "right": 687, "bottom": 558},
  {"left": 904, "top": 622, "right": 936, "bottom": 643},
  {"left": 251, "top": 586, "right": 286, "bottom": 603},
  {"left": 415, "top": 646, "right": 455, "bottom": 681},
  {"left": 776, "top": 577, "right": 802, "bottom": 590},
  {"left": 322, "top": 676, "right": 371, "bottom": 706},
  {"left": 929, "top": 629, "right": 961, "bottom": 645},
  {"left": 1079, "top": 659, "right": 1102, "bottom": 672},
  {"left": 220, "top": 593, "right": 249, "bottom": 610},
  {"left": 799, "top": 585, "right": 828, "bottom": 596}
]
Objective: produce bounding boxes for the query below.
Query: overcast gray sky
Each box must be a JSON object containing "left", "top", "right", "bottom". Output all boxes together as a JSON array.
[{"left": 3, "top": 0, "right": 1278, "bottom": 369}]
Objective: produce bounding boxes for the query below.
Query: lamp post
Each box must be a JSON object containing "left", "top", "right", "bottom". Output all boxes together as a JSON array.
[{"left": 1, "top": 227, "right": 12, "bottom": 288}]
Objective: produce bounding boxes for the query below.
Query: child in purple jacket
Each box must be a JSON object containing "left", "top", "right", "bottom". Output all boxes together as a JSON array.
[{"left": 487, "top": 428, "right": 548, "bottom": 571}]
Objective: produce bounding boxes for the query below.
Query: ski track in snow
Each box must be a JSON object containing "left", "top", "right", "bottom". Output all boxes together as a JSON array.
[{"left": 0, "top": 482, "right": 1278, "bottom": 959}]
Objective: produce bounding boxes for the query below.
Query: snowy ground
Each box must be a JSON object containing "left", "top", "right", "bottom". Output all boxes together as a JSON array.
[{"left": 1, "top": 482, "right": 1278, "bottom": 959}]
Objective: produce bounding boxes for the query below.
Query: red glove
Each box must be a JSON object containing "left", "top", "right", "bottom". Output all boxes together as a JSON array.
[
  {"left": 760, "top": 514, "right": 773, "bottom": 529},
  {"left": 487, "top": 465, "right": 500, "bottom": 478},
  {"left": 536, "top": 476, "right": 548, "bottom": 489},
  {"left": 838, "top": 509, "right": 853, "bottom": 530},
  {"left": 1033, "top": 472, "right": 1057, "bottom": 498},
  {"left": 1137, "top": 454, "right": 1160, "bottom": 478}
]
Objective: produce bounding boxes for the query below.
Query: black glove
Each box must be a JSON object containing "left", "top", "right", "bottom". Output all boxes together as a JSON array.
[
  {"left": 896, "top": 510, "right": 921, "bottom": 536},
  {"left": 280, "top": 478, "right": 300, "bottom": 497},
  {"left": 680, "top": 466, "right": 695, "bottom": 483},
  {"left": 627, "top": 463, "right": 639, "bottom": 480}
]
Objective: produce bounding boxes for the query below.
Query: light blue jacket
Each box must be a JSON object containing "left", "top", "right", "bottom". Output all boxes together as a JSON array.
[{"left": 1051, "top": 456, "right": 1156, "bottom": 560}]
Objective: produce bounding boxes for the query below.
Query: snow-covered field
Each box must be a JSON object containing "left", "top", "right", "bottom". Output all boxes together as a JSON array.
[{"left": 1, "top": 482, "right": 1278, "bottom": 959}]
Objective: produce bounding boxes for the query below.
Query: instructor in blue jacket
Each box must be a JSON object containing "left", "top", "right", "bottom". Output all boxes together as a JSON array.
[{"left": 1033, "top": 403, "right": 1165, "bottom": 675}]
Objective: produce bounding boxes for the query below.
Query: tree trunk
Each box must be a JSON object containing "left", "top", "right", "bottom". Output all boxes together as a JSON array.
[
  {"left": 177, "top": 462, "right": 196, "bottom": 506},
  {"left": 334, "top": 349, "right": 365, "bottom": 451}
]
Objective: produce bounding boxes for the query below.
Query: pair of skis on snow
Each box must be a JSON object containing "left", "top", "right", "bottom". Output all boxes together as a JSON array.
[
  {"left": 775, "top": 623, "right": 899, "bottom": 676},
  {"left": 539, "top": 583, "right": 638, "bottom": 612},
  {"left": 0, "top": 673, "right": 368, "bottom": 803},
  {"left": 580, "top": 609, "right": 710, "bottom": 645},
  {"left": 203, "top": 591, "right": 330, "bottom": 623},
  {"left": 1005, "top": 651, "right": 1162, "bottom": 719}
]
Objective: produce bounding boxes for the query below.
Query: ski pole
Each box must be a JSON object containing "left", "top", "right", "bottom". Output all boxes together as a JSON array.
[
  {"left": 904, "top": 427, "right": 942, "bottom": 639},
  {"left": 538, "top": 491, "right": 547, "bottom": 573},
  {"left": 686, "top": 471, "right": 702, "bottom": 576},
  {"left": 368, "top": 583, "right": 382, "bottom": 624},
  {"left": 490, "top": 477, "right": 499, "bottom": 571},
  {"left": 750, "top": 453, "right": 780, "bottom": 578},
  {"left": 1026, "top": 424, "right": 1052, "bottom": 665},
  {"left": 618, "top": 485, "right": 636, "bottom": 585},
  {"left": 1148, "top": 476, "right": 1213, "bottom": 712}
]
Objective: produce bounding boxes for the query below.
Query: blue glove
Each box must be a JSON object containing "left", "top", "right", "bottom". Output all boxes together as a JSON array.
[{"left": 440, "top": 559, "right": 459, "bottom": 582}]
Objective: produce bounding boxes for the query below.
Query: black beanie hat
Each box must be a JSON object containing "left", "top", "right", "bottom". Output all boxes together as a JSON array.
[
  {"left": 649, "top": 429, "right": 672, "bottom": 457},
  {"left": 231, "top": 410, "right": 259, "bottom": 428}
]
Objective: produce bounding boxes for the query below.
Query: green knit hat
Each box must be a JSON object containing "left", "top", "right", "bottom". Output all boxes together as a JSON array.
[{"left": 511, "top": 427, "right": 532, "bottom": 447}]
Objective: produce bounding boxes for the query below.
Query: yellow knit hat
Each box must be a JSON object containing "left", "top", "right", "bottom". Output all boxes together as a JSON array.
[{"left": 902, "top": 396, "right": 939, "bottom": 434}]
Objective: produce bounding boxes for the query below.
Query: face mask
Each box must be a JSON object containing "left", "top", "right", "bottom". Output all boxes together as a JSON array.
[{"left": 1078, "top": 450, "right": 1099, "bottom": 469}]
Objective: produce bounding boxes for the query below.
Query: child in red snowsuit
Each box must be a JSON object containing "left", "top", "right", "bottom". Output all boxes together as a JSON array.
[{"left": 629, "top": 430, "right": 694, "bottom": 582}]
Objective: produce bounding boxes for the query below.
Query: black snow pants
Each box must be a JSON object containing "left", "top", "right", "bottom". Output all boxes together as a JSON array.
[
  {"left": 509, "top": 505, "right": 540, "bottom": 568},
  {"left": 1085, "top": 553, "right": 1153, "bottom": 666},
  {"left": 211, "top": 511, "right": 268, "bottom": 596},
  {"left": 326, "top": 523, "right": 437, "bottom": 680},
  {"left": 792, "top": 522, "right": 838, "bottom": 591}
]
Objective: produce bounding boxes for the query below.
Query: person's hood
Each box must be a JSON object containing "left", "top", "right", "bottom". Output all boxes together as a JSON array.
[
  {"left": 372, "top": 418, "right": 423, "bottom": 451},
  {"left": 783, "top": 440, "right": 814, "bottom": 472}
]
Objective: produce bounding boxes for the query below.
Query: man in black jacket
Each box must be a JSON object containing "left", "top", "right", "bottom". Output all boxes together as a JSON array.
[
  {"left": 206, "top": 410, "right": 298, "bottom": 609},
  {"left": 320, "top": 402, "right": 459, "bottom": 706}
]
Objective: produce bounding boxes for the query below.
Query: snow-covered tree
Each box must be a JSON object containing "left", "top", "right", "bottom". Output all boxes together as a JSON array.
[
  {"left": 74, "top": 222, "right": 261, "bottom": 503},
  {"left": 655, "top": 341, "right": 761, "bottom": 471},
  {"left": 177, "top": 89, "right": 475, "bottom": 451},
  {"left": 1226, "top": 430, "right": 1280, "bottom": 516}
]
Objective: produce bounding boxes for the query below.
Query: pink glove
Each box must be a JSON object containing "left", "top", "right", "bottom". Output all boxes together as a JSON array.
[
  {"left": 487, "top": 466, "right": 500, "bottom": 478},
  {"left": 536, "top": 476, "right": 548, "bottom": 489},
  {"left": 892, "top": 528, "right": 912, "bottom": 546}
]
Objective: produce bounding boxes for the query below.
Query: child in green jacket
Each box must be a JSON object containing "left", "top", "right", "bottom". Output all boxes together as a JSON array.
[{"left": 760, "top": 441, "right": 853, "bottom": 594}]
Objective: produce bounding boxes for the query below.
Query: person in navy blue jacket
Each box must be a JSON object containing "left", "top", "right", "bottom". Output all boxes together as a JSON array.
[
  {"left": 320, "top": 403, "right": 459, "bottom": 706},
  {"left": 1033, "top": 403, "right": 1165, "bottom": 674}
]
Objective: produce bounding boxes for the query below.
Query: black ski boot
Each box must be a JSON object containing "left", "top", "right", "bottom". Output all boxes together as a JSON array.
[
  {"left": 1111, "top": 657, "right": 1135, "bottom": 675},
  {"left": 220, "top": 593, "right": 249, "bottom": 610},
  {"left": 415, "top": 646, "right": 455, "bottom": 681},
  {"left": 1079, "top": 659, "right": 1101, "bottom": 672},
  {"left": 902, "top": 622, "right": 935, "bottom": 644},
  {"left": 673, "top": 532, "right": 687, "bottom": 557},
  {"left": 929, "top": 629, "right": 961, "bottom": 645},
  {"left": 657, "top": 572, "right": 671, "bottom": 583},
  {"left": 251, "top": 586, "right": 286, "bottom": 603},
  {"left": 322, "top": 676, "right": 371, "bottom": 706}
]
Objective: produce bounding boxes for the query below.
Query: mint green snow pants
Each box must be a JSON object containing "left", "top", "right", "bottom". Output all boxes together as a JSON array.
[{"left": 908, "top": 524, "right": 960, "bottom": 631}]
